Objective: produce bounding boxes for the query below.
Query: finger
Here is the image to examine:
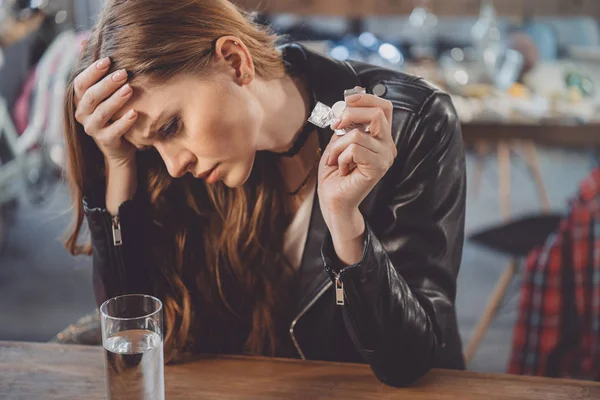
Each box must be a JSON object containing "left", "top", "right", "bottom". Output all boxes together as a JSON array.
[
  {"left": 344, "top": 93, "right": 393, "bottom": 122},
  {"left": 97, "top": 110, "right": 138, "bottom": 145},
  {"left": 73, "top": 57, "right": 111, "bottom": 108},
  {"left": 326, "top": 129, "right": 383, "bottom": 166},
  {"left": 75, "top": 69, "right": 129, "bottom": 123},
  {"left": 86, "top": 83, "right": 133, "bottom": 131},
  {"left": 335, "top": 107, "right": 390, "bottom": 138},
  {"left": 338, "top": 143, "right": 377, "bottom": 176}
]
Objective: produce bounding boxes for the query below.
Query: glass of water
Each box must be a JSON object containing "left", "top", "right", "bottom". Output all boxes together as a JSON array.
[{"left": 100, "top": 294, "right": 165, "bottom": 400}]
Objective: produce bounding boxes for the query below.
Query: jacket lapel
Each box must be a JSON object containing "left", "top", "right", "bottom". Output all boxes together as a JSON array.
[{"left": 281, "top": 44, "right": 361, "bottom": 314}]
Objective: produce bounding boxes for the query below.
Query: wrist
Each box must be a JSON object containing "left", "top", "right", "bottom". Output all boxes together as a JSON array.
[
  {"left": 105, "top": 155, "right": 136, "bottom": 171},
  {"left": 327, "top": 209, "right": 365, "bottom": 242},
  {"left": 105, "top": 157, "right": 138, "bottom": 216},
  {"left": 328, "top": 209, "right": 366, "bottom": 266}
]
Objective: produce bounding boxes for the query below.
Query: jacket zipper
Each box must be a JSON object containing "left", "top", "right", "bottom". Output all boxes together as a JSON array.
[
  {"left": 289, "top": 281, "right": 332, "bottom": 360},
  {"left": 335, "top": 272, "right": 345, "bottom": 306},
  {"left": 112, "top": 215, "right": 122, "bottom": 246},
  {"left": 289, "top": 271, "right": 347, "bottom": 359},
  {"left": 105, "top": 211, "right": 127, "bottom": 289}
]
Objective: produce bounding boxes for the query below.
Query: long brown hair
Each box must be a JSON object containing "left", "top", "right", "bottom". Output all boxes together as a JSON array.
[{"left": 63, "top": 0, "right": 294, "bottom": 359}]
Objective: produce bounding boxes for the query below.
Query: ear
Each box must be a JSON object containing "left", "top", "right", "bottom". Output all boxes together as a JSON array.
[{"left": 213, "top": 36, "right": 254, "bottom": 86}]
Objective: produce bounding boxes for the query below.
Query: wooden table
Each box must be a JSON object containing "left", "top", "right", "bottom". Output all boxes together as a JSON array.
[{"left": 1, "top": 341, "right": 599, "bottom": 399}]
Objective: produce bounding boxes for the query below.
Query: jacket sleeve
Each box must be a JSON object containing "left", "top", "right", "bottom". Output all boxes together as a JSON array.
[
  {"left": 83, "top": 191, "right": 155, "bottom": 308},
  {"left": 321, "top": 92, "right": 466, "bottom": 386}
]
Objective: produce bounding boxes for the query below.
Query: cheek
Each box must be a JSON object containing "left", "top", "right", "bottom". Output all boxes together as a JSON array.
[
  {"left": 187, "top": 115, "right": 237, "bottom": 156},
  {"left": 212, "top": 112, "right": 259, "bottom": 154},
  {"left": 193, "top": 88, "right": 260, "bottom": 159}
]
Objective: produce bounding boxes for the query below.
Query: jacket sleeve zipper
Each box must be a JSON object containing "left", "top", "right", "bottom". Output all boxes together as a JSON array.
[
  {"left": 104, "top": 211, "right": 127, "bottom": 291},
  {"left": 335, "top": 272, "right": 345, "bottom": 306},
  {"left": 112, "top": 215, "right": 123, "bottom": 246}
]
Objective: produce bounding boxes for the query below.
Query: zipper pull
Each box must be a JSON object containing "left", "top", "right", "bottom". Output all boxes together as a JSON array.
[
  {"left": 112, "top": 216, "right": 122, "bottom": 246},
  {"left": 335, "top": 274, "right": 344, "bottom": 306}
]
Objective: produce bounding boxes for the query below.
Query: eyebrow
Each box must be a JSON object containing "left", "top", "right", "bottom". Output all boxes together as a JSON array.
[
  {"left": 124, "top": 112, "right": 160, "bottom": 150},
  {"left": 127, "top": 107, "right": 177, "bottom": 150},
  {"left": 145, "top": 109, "right": 168, "bottom": 140}
]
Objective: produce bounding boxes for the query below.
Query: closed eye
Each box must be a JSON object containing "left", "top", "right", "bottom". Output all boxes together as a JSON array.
[
  {"left": 135, "top": 114, "right": 181, "bottom": 152},
  {"left": 159, "top": 115, "right": 181, "bottom": 140}
]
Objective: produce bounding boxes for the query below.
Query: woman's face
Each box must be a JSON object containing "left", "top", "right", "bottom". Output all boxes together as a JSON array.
[{"left": 114, "top": 73, "right": 262, "bottom": 187}]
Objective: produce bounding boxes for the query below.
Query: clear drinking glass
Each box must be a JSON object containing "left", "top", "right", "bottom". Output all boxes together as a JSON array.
[{"left": 100, "top": 294, "right": 165, "bottom": 400}]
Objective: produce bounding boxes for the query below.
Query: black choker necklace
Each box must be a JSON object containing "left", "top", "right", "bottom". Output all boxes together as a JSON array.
[{"left": 275, "top": 120, "right": 315, "bottom": 158}]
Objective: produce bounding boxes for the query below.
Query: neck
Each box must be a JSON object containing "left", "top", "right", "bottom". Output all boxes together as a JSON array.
[{"left": 253, "top": 75, "right": 311, "bottom": 153}]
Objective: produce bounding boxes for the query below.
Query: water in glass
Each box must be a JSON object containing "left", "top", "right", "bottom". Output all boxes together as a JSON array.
[{"left": 104, "top": 329, "right": 165, "bottom": 400}]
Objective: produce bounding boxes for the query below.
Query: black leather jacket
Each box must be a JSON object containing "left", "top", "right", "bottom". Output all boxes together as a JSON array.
[{"left": 84, "top": 44, "right": 466, "bottom": 386}]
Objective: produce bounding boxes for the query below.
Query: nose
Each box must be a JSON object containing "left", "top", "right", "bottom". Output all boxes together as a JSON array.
[{"left": 155, "top": 143, "right": 195, "bottom": 178}]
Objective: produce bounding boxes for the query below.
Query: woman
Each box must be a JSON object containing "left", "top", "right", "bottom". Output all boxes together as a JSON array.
[{"left": 64, "top": 0, "right": 466, "bottom": 387}]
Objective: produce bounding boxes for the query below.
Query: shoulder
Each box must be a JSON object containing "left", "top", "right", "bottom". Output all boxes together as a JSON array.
[
  {"left": 348, "top": 61, "right": 461, "bottom": 152},
  {"left": 348, "top": 60, "right": 457, "bottom": 120}
]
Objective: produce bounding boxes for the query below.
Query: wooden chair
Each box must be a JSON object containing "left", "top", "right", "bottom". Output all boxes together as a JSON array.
[
  {"left": 464, "top": 136, "right": 553, "bottom": 365},
  {"left": 463, "top": 213, "right": 562, "bottom": 364}
]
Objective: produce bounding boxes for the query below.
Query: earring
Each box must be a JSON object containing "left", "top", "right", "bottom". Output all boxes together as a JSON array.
[
  {"left": 243, "top": 73, "right": 249, "bottom": 79},
  {"left": 234, "top": 41, "right": 239, "bottom": 46}
]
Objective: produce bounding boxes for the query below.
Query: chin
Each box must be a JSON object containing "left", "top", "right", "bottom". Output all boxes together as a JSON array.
[
  {"left": 222, "top": 164, "right": 253, "bottom": 188},
  {"left": 224, "top": 154, "right": 255, "bottom": 188}
]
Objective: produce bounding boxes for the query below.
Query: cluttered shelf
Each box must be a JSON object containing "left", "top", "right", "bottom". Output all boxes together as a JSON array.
[{"left": 402, "top": 58, "right": 600, "bottom": 148}]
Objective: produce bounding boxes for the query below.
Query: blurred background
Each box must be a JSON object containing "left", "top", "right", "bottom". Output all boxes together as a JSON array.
[{"left": 1, "top": 0, "right": 599, "bottom": 379}]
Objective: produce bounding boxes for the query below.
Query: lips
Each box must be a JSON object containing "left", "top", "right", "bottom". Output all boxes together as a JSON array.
[
  {"left": 195, "top": 164, "right": 219, "bottom": 182},
  {"left": 205, "top": 165, "right": 220, "bottom": 184}
]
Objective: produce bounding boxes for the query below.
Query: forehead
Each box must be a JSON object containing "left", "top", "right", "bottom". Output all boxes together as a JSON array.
[
  {"left": 117, "top": 74, "right": 228, "bottom": 144},
  {"left": 116, "top": 76, "right": 191, "bottom": 140},
  {"left": 118, "top": 84, "right": 179, "bottom": 142}
]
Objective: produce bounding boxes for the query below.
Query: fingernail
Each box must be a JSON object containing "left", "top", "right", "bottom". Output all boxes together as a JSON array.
[
  {"left": 120, "top": 84, "right": 132, "bottom": 97},
  {"left": 345, "top": 94, "right": 361, "bottom": 103},
  {"left": 331, "top": 118, "right": 341, "bottom": 129},
  {"left": 112, "top": 69, "right": 127, "bottom": 82},
  {"left": 96, "top": 57, "right": 110, "bottom": 69},
  {"left": 127, "top": 110, "right": 137, "bottom": 120}
]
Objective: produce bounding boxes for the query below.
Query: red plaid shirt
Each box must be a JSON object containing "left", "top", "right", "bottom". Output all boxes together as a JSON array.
[{"left": 509, "top": 168, "right": 600, "bottom": 380}]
